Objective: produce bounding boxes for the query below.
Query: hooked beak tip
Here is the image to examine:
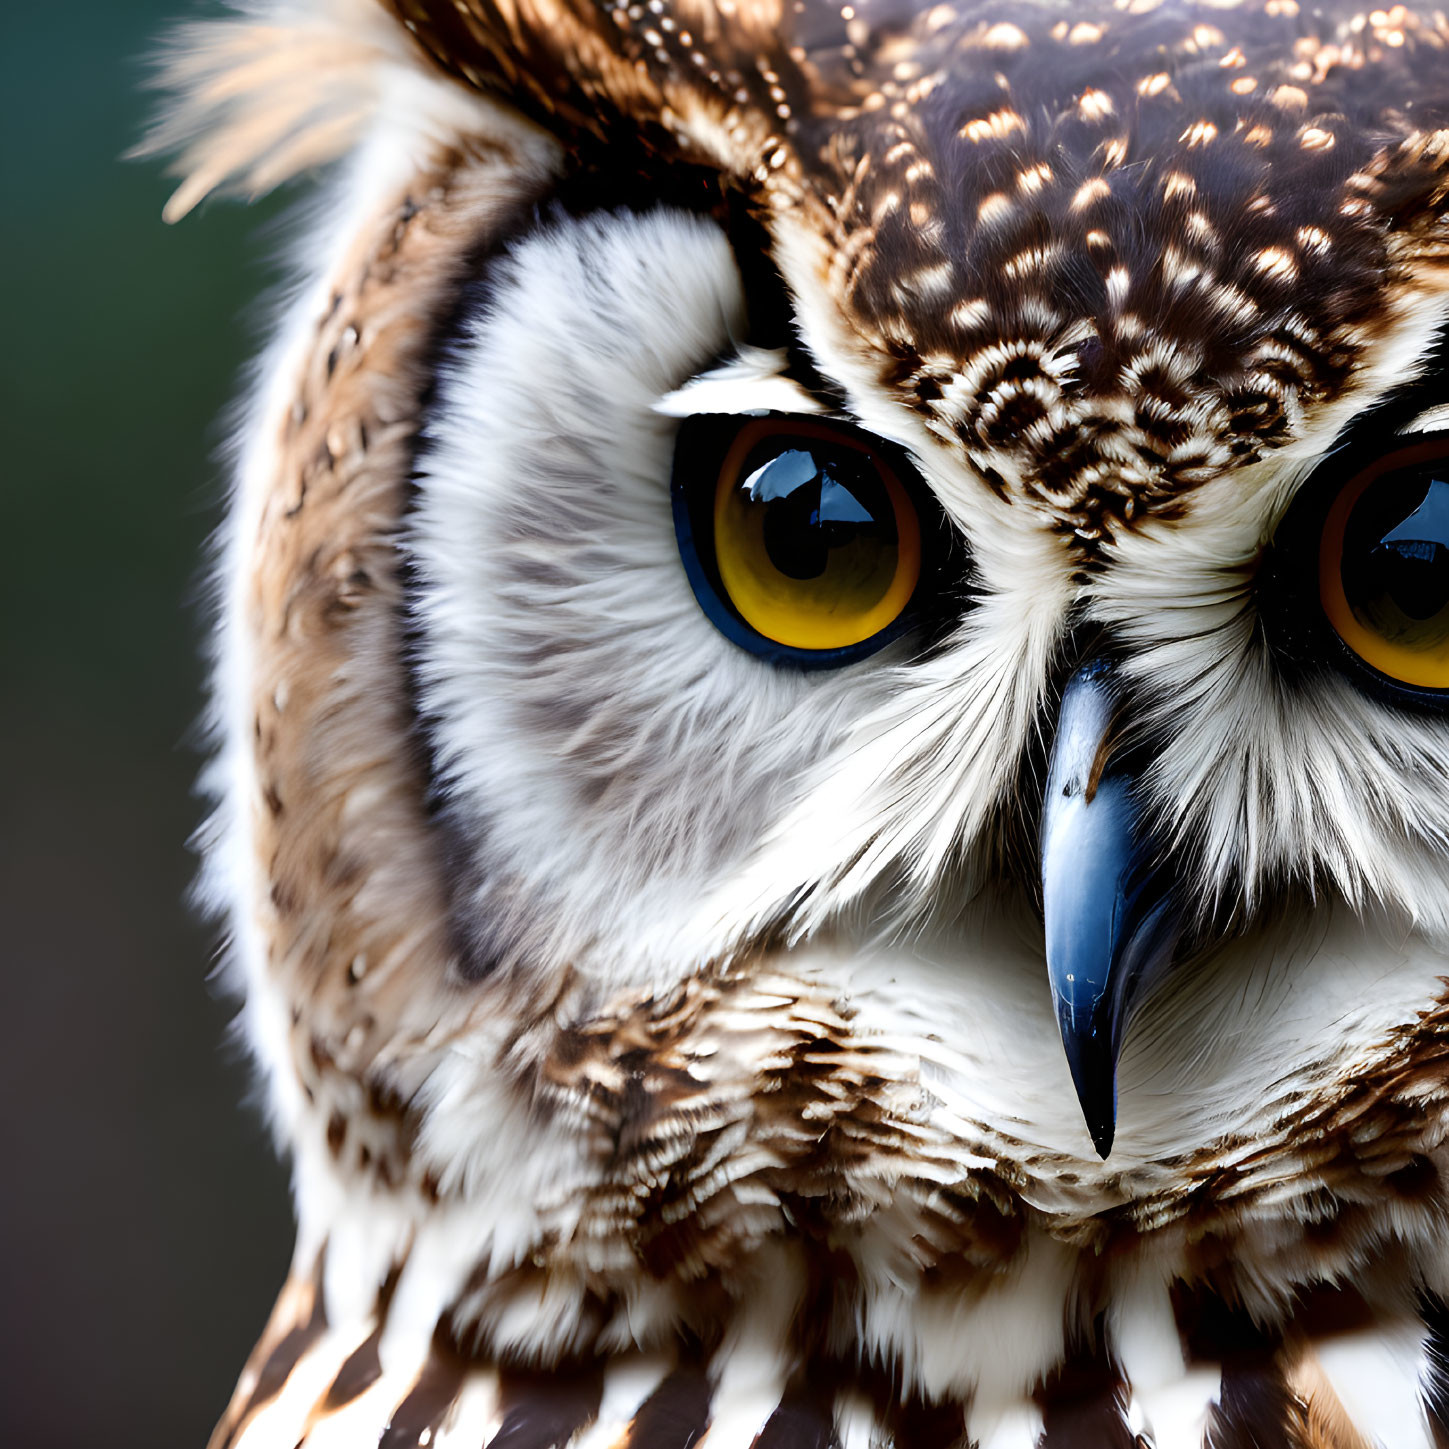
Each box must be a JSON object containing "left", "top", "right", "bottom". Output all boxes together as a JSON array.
[
  {"left": 1055, "top": 1005, "right": 1120, "bottom": 1158},
  {"left": 1088, "top": 1120, "right": 1116, "bottom": 1161},
  {"left": 1066, "top": 1037, "right": 1118, "bottom": 1159}
]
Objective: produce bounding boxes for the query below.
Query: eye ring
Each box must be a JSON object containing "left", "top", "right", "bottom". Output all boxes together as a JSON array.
[
  {"left": 1318, "top": 436, "right": 1449, "bottom": 693},
  {"left": 671, "top": 412, "right": 946, "bottom": 668},
  {"left": 1262, "top": 428, "right": 1449, "bottom": 712}
]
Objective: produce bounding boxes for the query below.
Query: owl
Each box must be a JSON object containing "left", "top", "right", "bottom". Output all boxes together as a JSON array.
[{"left": 145, "top": 0, "right": 1449, "bottom": 1444}]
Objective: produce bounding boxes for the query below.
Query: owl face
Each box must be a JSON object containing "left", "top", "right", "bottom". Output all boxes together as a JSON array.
[
  {"left": 151, "top": 0, "right": 1449, "bottom": 1430},
  {"left": 406, "top": 181, "right": 1449, "bottom": 1164}
]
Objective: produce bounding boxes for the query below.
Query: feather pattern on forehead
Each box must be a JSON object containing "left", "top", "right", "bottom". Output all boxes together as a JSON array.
[{"left": 386, "top": 0, "right": 1449, "bottom": 541}]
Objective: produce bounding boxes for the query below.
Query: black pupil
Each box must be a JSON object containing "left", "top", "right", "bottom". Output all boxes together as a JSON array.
[
  {"left": 1341, "top": 465, "right": 1449, "bottom": 641},
  {"left": 742, "top": 444, "right": 895, "bottom": 580}
]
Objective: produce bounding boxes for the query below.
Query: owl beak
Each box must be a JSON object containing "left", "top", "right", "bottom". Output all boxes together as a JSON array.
[{"left": 1039, "top": 658, "right": 1182, "bottom": 1159}]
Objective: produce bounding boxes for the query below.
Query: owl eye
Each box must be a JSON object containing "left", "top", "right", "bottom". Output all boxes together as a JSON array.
[
  {"left": 672, "top": 414, "right": 937, "bottom": 666},
  {"left": 1318, "top": 436, "right": 1449, "bottom": 693},
  {"left": 1264, "top": 431, "right": 1449, "bottom": 706}
]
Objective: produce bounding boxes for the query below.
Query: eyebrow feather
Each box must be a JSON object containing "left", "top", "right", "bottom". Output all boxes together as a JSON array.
[{"left": 653, "top": 347, "right": 830, "bottom": 418}]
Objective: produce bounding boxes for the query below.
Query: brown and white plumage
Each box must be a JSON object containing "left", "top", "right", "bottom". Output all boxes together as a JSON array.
[{"left": 145, "top": 0, "right": 1449, "bottom": 1444}]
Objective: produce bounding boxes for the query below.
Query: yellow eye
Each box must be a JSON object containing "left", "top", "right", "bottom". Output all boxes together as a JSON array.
[
  {"left": 705, "top": 417, "right": 922, "bottom": 653},
  {"left": 1318, "top": 437, "right": 1449, "bottom": 692}
]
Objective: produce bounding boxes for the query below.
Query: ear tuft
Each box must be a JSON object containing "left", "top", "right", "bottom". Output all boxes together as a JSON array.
[{"left": 134, "top": 1, "right": 399, "bottom": 222}]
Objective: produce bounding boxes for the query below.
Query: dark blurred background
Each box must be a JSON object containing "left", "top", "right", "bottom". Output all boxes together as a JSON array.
[{"left": 2, "top": 4, "right": 295, "bottom": 1444}]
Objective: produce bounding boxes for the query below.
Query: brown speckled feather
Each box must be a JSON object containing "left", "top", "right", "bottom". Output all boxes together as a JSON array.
[
  {"left": 145, "top": 0, "right": 1449, "bottom": 1443},
  {"left": 200, "top": 98, "right": 1447, "bottom": 1444},
  {"left": 385, "top": 0, "right": 1449, "bottom": 539}
]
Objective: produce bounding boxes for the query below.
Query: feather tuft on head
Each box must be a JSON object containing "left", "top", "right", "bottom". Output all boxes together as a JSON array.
[{"left": 134, "top": 1, "right": 397, "bottom": 221}]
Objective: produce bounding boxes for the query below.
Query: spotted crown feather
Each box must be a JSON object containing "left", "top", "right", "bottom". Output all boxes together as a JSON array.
[
  {"left": 147, "top": 0, "right": 1449, "bottom": 536},
  {"left": 388, "top": 0, "right": 1449, "bottom": 542}
]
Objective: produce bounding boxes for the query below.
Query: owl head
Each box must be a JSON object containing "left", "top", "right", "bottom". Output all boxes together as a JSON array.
[{"left": 149, "top": 0, "right": 1449, "bottom": 1441}]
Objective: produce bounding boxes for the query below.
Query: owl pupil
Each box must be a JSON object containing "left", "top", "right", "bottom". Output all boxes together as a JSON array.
[
  {"left": 1375, "top": 536, "right": 1449, "bottom": 621},
  {"left": 1342, "top": 470, "right": 1449, "bottom": 644},
  {"left": 744, "top": 447, "right": 894, "bottom": 582}
]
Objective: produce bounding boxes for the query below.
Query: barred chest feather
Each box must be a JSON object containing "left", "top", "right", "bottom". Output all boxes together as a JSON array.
[{"left": 215, "top": 960, "right": 1449, "bottom": 1448}]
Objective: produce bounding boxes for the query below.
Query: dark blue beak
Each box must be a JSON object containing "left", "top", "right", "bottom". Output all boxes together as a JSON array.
[{"left": 1040, "top": 658, "right": 1182, "bottom": 1159}]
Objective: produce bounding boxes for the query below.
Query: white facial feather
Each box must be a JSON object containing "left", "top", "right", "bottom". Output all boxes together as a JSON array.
[{"left": 408, "top": 209, "right": 911, "bottom": 988}]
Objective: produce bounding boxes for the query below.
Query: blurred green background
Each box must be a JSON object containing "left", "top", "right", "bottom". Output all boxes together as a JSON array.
[{"left": 3, "top": 4, "right": 295, "bottom": 1444}]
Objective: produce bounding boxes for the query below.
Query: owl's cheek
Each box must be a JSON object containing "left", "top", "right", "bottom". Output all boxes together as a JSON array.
[{"left": 403, "top": 204, "right": 895, "bottom": 983}]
